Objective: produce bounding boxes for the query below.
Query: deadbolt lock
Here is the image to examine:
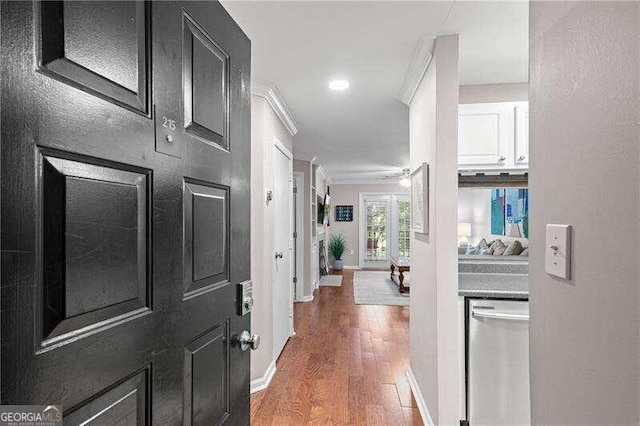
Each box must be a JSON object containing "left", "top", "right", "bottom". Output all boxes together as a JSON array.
[
  {"left": 237, "top": 281, "right": 253, "bottom": 316},
  {"left": 244, "top": 296, "right": 254, "bottom": 312}
]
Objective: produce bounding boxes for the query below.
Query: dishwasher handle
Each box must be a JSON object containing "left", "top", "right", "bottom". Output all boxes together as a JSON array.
[{"left": 472, "top": 307, "right": 529, "bottom": 322}]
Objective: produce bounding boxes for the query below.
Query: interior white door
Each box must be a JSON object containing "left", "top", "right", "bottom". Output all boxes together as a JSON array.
[
  {"left": 293, "top": 174, "right": 305, "bottom": 301},
  {"left": 273, "top": 143, "right": 293, "bottom": 360}
]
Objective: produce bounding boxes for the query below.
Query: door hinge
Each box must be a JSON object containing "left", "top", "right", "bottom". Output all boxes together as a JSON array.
[
  {"left": 293, "top": 187, "right": 298, "bottom": 194},
  {"left": 293, "top": 231, "right": 298, "bottom": 239},
  {"left": 293, "top": 277, "right": 298, "bottom": 284}
]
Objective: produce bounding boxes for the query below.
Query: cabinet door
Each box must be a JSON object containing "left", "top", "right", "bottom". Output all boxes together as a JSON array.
[
  {"left": 514, "top": 102, "right": 529, "bottom": 166},
  {"left": 458, "top": 103, "right": 515, "bottom": 169}
]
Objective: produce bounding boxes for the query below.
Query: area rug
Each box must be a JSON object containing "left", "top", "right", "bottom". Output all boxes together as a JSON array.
[
  {"left": 353, "top": 271, "right": 410, "bottom": 306},
  {"left": 319, "top": 275, "right": 343, "bottom": 287}
]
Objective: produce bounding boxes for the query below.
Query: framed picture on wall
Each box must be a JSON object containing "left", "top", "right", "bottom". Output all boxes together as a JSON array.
[
  {"left": 335, "top": 205, "right": 354, "bottom": 222},
  {"left": 411, "top": 163, "right": 429, "bottom": 234}
]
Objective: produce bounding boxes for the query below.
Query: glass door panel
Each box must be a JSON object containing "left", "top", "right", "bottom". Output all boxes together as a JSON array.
[
  {"left": 396, "top": 196, "right": 411, "bottom": 259},
  {"left": 361, "top": 196, "right": 390, "bottom": 267},
  {"left": 365, "top": 201, "right": 388, "bottom": 263}
]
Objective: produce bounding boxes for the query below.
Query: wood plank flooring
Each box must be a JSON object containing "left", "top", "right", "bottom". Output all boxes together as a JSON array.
[{"left": 250, "top": 270, "right": 423, "bottom": 425}]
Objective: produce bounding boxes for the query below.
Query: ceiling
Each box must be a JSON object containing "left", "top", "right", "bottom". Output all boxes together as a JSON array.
[{"left": 221, "top": 1, "right": 529, "bottom": 183}]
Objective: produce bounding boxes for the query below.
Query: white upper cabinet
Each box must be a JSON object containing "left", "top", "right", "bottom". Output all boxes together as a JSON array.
[
  {"left": 458, "top": 102, "right": 529, "bottom": 171},
  {"left": 514, "top": 102, "right": 529, "bottom": 166}
]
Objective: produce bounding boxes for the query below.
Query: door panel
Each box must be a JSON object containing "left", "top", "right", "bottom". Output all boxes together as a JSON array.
[
  {"left": 37, "top": 1, "right": 150, "bottom": 115},
  {"left": 183, "top": 179, "right": 230, "bottom": 299},
  {"left": 2, "top": 1, "right": 251, "bottom": 424},
  {"left": 64, "top": 366, "right": 150, "bottom": 425},
  {"left": 39, "top": 150, "right": 151, "bottom": 349},
  {"left": 183, "top": 11, "right": 230, "bottom": 150},
  {"left": 183, "top": 322, "right": 229, "bottom": 425}
]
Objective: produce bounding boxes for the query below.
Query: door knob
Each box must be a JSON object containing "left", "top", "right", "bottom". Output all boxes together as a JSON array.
[
  {"left": 275, "top": 252, "right": 284, "bottom": 259},
  {"left": 238, "top": 330, "right": 260, "bottom": 351},
  {"left": 518, "top": 155, "right": 526, "bottom": 161},
  {"left": 499, "top": 155, "right": 506, "bottom": 162}
]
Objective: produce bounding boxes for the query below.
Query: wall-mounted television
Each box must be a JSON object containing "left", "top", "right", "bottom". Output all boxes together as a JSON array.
[
  {"left": 317, "top": 195, "right": 324, "bottom": 223},
  {"left": 323, "top": 194, "right": 331, "bottom": 226}
]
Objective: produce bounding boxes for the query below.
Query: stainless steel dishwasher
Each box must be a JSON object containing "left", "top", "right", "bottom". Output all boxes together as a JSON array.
[{"left": 468, "top": 299, "right": 530, "bottom": 425}]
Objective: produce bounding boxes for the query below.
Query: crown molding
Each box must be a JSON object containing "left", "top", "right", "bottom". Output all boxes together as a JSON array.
[
  {"left": 398, "top": 38, "right": 434, "bottom": 105},
  {"left": 316, "top": 165, "right": 327, "bottom": 181},
  {"left": 251, "top": 78, "right": 299, "bottom": 136},
  {"left": 330, "top": 179, "right": 405, "bottom": 186}
]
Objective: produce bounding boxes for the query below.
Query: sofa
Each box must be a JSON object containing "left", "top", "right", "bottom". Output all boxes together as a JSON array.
[{"left": 459, "top": 237, "right": 529, "bottom": 257}]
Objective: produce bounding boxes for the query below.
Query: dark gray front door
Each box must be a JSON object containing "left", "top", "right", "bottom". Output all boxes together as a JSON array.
[{"left": 1, "top": 1, "right": 251, "bottom": 424}]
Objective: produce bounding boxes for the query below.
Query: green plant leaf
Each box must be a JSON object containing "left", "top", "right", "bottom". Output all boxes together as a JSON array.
[{"left": 328, "top": 233, "right": 347, "bottom": 260}]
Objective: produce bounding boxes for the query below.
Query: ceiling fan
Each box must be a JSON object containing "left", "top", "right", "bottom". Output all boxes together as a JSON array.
[{"left": 382, "top": 168, "right": 411, "bottom": 187}]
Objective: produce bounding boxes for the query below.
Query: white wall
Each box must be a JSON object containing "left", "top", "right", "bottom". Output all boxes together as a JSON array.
[
  {"left": 530, "top": 2, "right": 640, "bottom": 424},
  {"left": 409, "top": 35, "right": 460, "bottom": 425},
  {"left": 328, "top": 183, "right": 408, "bottom": 267},
  {"left": 250, "top": 95, "right": 294, "bottom": 383},
  {"left": 459, "top": 82, "right": 528, "bottom": 104}
]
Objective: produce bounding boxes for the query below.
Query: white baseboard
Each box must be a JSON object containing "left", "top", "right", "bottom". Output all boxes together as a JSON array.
[
  {"left": 251, "top": 360, "right": 277, "bottom": 394},
  {"left": 296, "top": 294, "right": 314, "bottom": 302},
  {"left": 405, "top": 368, "right": 435, "bottom": 426},
  {"left": 343, "top": 265, "right": 361, "bottom": 270}
]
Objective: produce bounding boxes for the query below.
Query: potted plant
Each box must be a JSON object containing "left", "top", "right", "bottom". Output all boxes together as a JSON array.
[{"left": 328, "top": 233, "right": 347, "bottom": 271}]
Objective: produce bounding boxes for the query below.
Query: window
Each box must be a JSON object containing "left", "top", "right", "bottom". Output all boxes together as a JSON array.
[{"left": 397, "top": 198, "right": 410, "bottom": 258}]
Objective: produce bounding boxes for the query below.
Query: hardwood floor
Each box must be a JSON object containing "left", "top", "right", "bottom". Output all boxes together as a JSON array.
[{"left": 250, "top": 270, "right": 423, "bottom": 425}]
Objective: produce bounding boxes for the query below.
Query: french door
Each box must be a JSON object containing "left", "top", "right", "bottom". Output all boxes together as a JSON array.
[
  {"left": 360, "top": 194, "right": 411, "bottom": 268},
  {"left": 395, "top": 195, "right": 411, "bottom": 259}
]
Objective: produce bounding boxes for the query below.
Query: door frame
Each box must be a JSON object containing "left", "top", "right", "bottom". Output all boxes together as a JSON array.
[
  {"left": 358, "top": 192, "right": 410, "bottom": 268},
  {"left": 272, "top": 137, "right": 295, "bottom": 360},
  {"left": 359, "top": 193, "right": 391, "bottom": 269},
  {"left": 293, "top": 171, "right": 305, "bottom": 302}
]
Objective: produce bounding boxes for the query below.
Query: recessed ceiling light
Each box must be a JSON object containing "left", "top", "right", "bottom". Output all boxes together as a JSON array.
[{"left": 329, "top": 80, "right": 349, "bottom": 91}]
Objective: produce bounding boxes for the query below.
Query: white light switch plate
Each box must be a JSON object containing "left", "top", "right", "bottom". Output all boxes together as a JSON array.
[{"left": 545, "top": 224, "right": 571, "bottom": 279}]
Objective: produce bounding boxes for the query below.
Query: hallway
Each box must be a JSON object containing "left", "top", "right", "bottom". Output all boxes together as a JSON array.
[{"left": 250, "top": 270, "right": 423, "bottom": 425}]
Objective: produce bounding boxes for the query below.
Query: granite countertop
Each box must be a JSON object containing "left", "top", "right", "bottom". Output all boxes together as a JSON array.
[{"left": 459, "top": 272, "right": 529, "bottom": 299}]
